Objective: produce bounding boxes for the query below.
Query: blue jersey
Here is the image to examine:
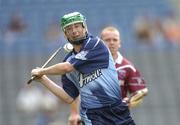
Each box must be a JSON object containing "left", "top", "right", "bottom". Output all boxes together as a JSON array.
[{"left": 62, "top": 35, "right": 122, "bottom": 109}]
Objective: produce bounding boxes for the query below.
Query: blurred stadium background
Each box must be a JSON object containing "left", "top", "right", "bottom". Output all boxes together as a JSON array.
[{"left": 0, "top": 0, "right": 180, "bottom": 125}]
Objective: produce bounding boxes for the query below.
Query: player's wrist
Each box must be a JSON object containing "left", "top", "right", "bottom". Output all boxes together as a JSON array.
[
  {"left": 38, "top": 75, "right": 51, "bottom": 84},
  {"left": 70, "top": 110, "right": 79, "bottom": 115},
  {"left": 39, "top": 68, "right": 47, "bottom": 75}
]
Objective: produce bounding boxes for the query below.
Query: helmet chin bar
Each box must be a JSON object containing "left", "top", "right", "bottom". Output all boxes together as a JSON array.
[
  {"left": 68, "top": 38, "right": 84, "bottom": 45},
  {"left": 68, "top": 33, "right": 88, "bottom": 45}
]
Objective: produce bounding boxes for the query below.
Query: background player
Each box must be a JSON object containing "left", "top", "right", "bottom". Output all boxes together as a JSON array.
[
  {"left": 100, "top": 26, "right": 148, "bottom": 108},
  {"left": 31, "top": 12, "right": 136, "bottom": 125}
]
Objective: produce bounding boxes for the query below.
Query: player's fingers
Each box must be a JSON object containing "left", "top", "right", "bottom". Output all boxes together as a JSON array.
[
  {"left": 78, "top": 120, "right": 85, "bottom": 125},
  {"left": 122, "top": 97, "right": 129, "bottom": 103},
  {"left": 78, "top": 118, "right": 83, "bottom": 125},
  {"left": 31, "top": 68, "right": 43, "bottom": 77},
  {"left": 68, "top": 119, "right": 78, "bottom": 125},
  {"left": 70, "top": 119, "right": 83, "bottom": 125}
]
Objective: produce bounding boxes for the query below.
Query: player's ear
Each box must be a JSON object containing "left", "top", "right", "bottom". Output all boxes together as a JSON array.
[{"left": 63, "top": 31, "right": 68, "bottom": 39}]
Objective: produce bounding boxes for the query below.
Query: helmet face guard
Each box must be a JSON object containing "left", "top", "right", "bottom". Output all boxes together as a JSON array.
[
  {"left": 60, "top": 12, "right": 88, "bottom": 45},
  {"left": 60, "top": 12, "right": 87, "bottom": 31}
]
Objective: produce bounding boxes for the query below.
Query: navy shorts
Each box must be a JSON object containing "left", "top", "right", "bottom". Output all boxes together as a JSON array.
[{"left": 81, "top": 102, "right": 136, "bottom": 125}]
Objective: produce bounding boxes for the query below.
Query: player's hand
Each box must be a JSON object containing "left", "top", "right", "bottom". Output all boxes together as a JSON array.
[
  {"left": 123, "top": 97, "right": 143, "bottom": 108},
  {"left": 122, "top": 97, "right": 130, "bottom": 104},
  {"left": 123, "top": 97, "right": 129, "bottom": 103},
  {"left": 31, "top": 67, "right": 43, "bottom": 80},
  {"left": 68, "top": 113, "right": 81, "bottom": 125}
]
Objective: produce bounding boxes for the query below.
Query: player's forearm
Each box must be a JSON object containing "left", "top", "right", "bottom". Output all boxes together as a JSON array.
[
  {"left": 39, "top": 75, "right": 73, "bottom": 104},
  {"left": 40, "top": 62, "right": 74, "bottom": 75},
  {"left": 70, "top": 96, "right": 80, "bottom": 114},
  {"left": 68, "top": 96, "right": 81, "bottom": 125}
]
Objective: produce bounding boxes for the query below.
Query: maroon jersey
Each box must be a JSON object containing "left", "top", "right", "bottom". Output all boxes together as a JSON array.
[{"left": 115, "top": 52, "right": 147, "bottom": 98}]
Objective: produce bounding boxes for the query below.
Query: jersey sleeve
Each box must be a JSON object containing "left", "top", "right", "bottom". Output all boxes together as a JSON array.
[
  {"left": 61, "top": 75, "right": 79, "bottom": 99},
  {"left": 68, "top": 38, "right": 109, "bottom": 74},
  {"left": 126, "top": 67, "right": 147, "bottom": 94}
]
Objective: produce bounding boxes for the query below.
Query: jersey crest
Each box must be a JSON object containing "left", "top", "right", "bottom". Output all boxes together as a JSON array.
[
  {"left": 75, "top": 50, "right": 88, "bottom": 60},
  {"left": 117, "top": 69, "right": 126, "bottom": 79}
]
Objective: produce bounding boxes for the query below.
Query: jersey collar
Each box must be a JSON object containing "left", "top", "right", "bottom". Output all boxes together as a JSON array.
[{"left": 115, "top": 52, "right": 123, "bottom": 64}]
